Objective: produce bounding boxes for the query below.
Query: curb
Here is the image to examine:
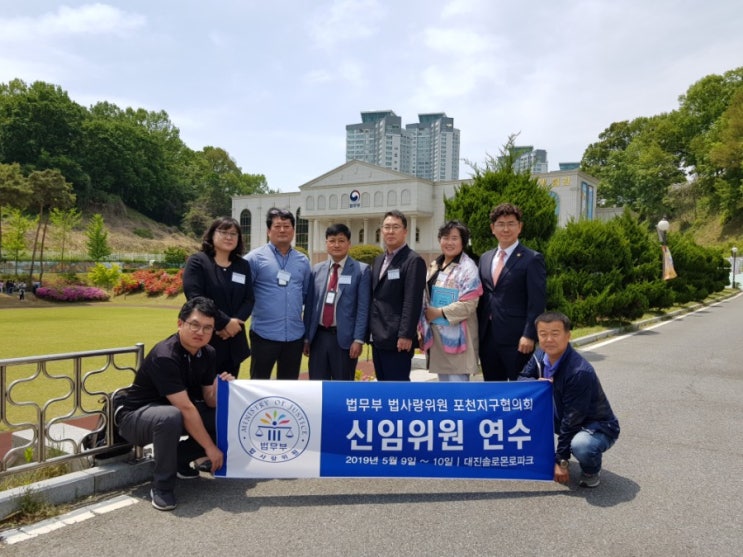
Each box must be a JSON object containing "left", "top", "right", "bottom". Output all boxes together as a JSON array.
[{"left": 0, "top": 455, "right": 153, "bottom": 523}]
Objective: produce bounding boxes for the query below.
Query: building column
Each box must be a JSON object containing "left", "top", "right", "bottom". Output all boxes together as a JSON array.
[
  {"left": 363, "top": 217, "right": 369, "bottom": 246},
  {"left": 410, "top": 215, "right": 417, "bottom": 250}
]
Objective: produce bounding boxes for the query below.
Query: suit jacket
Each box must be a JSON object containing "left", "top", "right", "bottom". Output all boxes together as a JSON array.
[
  {"left": 369, "top": 244, "right": 427, "bottom": 350},
  {"left": 304, "top": 257, "right": 371, "bottom": 350},
  {"left": 476, "top": 243, "right": 546, "bottom": 346},
  {"left": 182, "top": 251, "right": 255, "bottom": 369}
]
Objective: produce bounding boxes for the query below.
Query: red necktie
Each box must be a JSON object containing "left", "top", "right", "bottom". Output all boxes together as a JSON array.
[
  {"left": 322, "top": 263, "right": 339, "bottom": 327},
  {"left": 492, "top": 250, "right": 506, "bottom": 286}
]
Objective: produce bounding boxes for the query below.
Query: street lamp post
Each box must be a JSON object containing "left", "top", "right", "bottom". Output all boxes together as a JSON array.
[
  {"left": 733, "top": 246, "right": 738, "bottom": 289},
  {"left": 656, "top": 218, "right": 676, "bottom": 280},
  {"left": 656, "top": 217, "right": 670, "bottom": 246}
]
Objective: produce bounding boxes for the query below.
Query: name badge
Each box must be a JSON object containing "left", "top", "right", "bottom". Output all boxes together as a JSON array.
[
  {"left": 277, "top": 270, "right": 291, "bottom": 286},
  {"left": 338, "top": 274, "right": 352, "bottom": 285},
  {"left": 325, "top": 291, "right": 336, "bottom": 304},
  {"left": 232, "top": 272, "right": 246, "bottom": 285},
  {"left": 388, "top": 268, "right": 400, "bottom": 280}
]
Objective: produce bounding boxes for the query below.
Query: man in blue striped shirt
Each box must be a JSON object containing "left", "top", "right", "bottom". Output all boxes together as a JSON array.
[{"left": 245, "top": 208, "right": 311, "bottom": 379}]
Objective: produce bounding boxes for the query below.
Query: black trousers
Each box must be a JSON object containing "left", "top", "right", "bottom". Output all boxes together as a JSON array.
[
  {"left": 249, "top": 330, "right": 304, "bottom": 380},
  {"left": 308, "top": 327, "right": 357, "bottom": 380},
  {"left": 371, "top": 345, "right": 413, "bottom": 381},
  {"left": 118, "top": 401, "right": 214, "bottom": 491}
]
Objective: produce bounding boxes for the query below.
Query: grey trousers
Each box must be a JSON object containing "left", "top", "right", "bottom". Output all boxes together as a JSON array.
[{"left": 118, "top": 401, "right": 215, "bottom": 491}]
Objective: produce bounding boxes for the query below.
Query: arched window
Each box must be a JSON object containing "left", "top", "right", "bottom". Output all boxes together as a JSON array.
[
  {"left": 318, "top": 195, "right": 326, "bottom": 210},
  {"left": 295, "top": 208, "right": 308, "bottom": 250},
  {"left": 341, "top": 194, "right": 349, "bottom": 209},
  {"left": 329, "top": 194, "right": 338, "bottom": 210},
  {"left": 375, "top": 228, "right": 381, "bottom": 243},
  {"left": 415, "top": 227, "right": 420, "bottom": 242},
  {"left": 240, "top": 209, "right": 251, "bottom": 250},
  {"left": 358, "top": 229, "right": 365, "bottom": 243},
  {"left": 387, "top": 190, "right": 397, "bottom": 206},
  {"left": 374, "top": 191, "right": 383, "bottom": 207},
  {"left": 306, "top": 196, "right": 315, "bottom": 210},
  {"left": 361, "top": 192, "right": 370, "bottom": 207},
  {"left": 401, "top": 189, "right": 411, "bottom": 205}
]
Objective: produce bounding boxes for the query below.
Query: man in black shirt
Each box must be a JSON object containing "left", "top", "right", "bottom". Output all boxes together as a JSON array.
[{"left": 118, "top": 297, "right": 235, "bottom": 511}]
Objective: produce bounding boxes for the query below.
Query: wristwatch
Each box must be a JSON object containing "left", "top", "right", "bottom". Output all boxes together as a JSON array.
[{"left": 558, "top": 459, "right": 569, "bottom": 469}]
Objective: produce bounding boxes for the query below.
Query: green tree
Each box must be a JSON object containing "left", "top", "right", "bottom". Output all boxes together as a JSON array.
[
  {"left": 50, "top": 207, "right": 82, "bottom": 270},
  {"left": 2, "top": 208, "right": 35, "bottom": 276},
  {"left": 583, "top": 116, "right": 684, "bottom": 222},
  {"left": 445, "top": 137, "right": 557, "bottom": 255},
  {"left": 0, "top": 162, "right": 32, "bottom": 261},
  {"left": 86, "top": 213, "right": 111, "bottom": 262},
  {"left": 27, "top": 169, "right": 76, "bottom": 282},
  {"left": 0, "top": 79, "right": 88, "bottom": 194},
  {"left": 183, "top": 147, "right": 269, "bottom": 227}
]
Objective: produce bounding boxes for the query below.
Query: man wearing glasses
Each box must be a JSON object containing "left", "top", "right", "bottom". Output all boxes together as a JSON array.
[
  {"left": 477, "top": 203, "right": 546, "bottom": 381},
  {"left": 369, "top": 210, "right": 427, "bottom": 380},
  {"left": 118, "top": 297, "right": 235, "bottom": 511},
  {"left": 245, "top": 207, "right": 311, "bottom": 380}
]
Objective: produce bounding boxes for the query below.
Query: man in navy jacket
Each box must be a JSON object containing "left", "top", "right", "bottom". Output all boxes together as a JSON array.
[
  {"left": 520, "top": 311, "right": 620, "bottom": 488},
  {"left": 477, "top": 203, "right": 546, "bottom": 381}
]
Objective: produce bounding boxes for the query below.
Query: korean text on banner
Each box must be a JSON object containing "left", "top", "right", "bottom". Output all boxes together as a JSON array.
[{"left": 215, "top": 380, "right": 554, "bottom": 481}]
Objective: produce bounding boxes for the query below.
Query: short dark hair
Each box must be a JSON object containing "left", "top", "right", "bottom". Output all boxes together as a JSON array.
[
  {"left": 266, "top": 207, "right": 295, "bottom": 229},
  {"left": 201, "top": 217, "right": 245, "bottom": 259},
  {"left": 179, "top": 296, "right": 218, "bottom": 321},
  {"left": 535, "top": 311, "right": 571, "bottom": 331},
  {"left": 326, "top": 223, "right": 351, "bottom": 240},
  {"left": 489, "top": 203, "right": 523, "bottom": 223},
  {"left": 384, "top": 210, "right": 407, "bottom": 229},
  {"left": 437, "top": 220, "right": 470, "bottom": 247}
]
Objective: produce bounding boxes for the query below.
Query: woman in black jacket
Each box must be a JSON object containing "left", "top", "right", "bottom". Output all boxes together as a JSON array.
[{"left": 183, "top": 217, "right": 255, "bottom": 377}]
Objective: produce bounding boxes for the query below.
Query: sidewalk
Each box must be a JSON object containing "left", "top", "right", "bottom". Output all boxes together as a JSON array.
[{"left": 1, "top": 291, "right": 737, "bottom": 531}]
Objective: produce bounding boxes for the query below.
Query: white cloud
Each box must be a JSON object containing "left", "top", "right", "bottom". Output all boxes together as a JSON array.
[
  {"left": 307, "top": 0, "right": 387, "bottom": 50},
  {"left": 0, "top": 4, "right": 145, "bottom": 42}
]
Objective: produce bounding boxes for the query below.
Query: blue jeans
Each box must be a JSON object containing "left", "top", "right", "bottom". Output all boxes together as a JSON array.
[{"left": 570, "top": 429, "right": 615, "bottom": 475}]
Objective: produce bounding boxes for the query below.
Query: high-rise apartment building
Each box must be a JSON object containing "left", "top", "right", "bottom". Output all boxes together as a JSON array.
[
  {"left": 510, "top": 146, "right": 549, "bottom": 174},
  {"left": 346, "top": 111, "right": 460, "bottom": 180}
]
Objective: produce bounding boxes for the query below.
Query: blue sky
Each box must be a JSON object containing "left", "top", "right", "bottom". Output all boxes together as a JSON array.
[{"left": 1, "top": 1, "right": 742, "bottom": 191}]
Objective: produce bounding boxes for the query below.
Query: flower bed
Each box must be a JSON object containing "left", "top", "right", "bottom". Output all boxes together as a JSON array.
[{"left": 35, "top": 286, "right": 110, "bottom": 302}]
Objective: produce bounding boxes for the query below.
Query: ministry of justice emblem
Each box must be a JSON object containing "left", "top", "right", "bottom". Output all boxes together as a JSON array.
[{"left": 238, "top": 396, "right": 310, "bottom": 462}]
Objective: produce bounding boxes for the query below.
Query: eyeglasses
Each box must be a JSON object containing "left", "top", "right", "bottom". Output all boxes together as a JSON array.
[
  {"left": 382, "top": 225, "right": 404, "bottom": 231},
  {"left": 216, "top": 230, "right": 239, "bottom": 238},
  {"left": 493, "top": 221, "right": 520, "bottom": 230},
  {"left": 184, "top": 320, "right": 214, "bottom": 334},
  {"left": 271, "top": 224, "right": 293, "bottom": 231}
]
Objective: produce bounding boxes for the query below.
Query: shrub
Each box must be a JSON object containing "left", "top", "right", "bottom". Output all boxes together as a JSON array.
[
  {"left": 36, "top": 286, "right": 110, "bottom": 302},
  {"left": 113, "top": 269, "right": 183, "bottom": 297},
  {"left": 163, "top": 246, "right": 189, "bottom": 267},
  {"left": 133, "top": 228, "right": 154, "bottom": 239},
  {"left": 87, "top": 263, "right": 122, "bottom": 289},
  {"left": 349, "top": 244, "right": 383, "bottom": 265}
]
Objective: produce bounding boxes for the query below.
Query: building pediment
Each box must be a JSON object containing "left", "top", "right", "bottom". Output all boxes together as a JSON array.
[{"left": 299, "top": 160, "right": 425, "bottom": 190}]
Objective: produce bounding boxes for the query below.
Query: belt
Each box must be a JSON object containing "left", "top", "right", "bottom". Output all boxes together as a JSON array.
[{"left": 318, "top": 325, "right": 337, "bottom": 333}]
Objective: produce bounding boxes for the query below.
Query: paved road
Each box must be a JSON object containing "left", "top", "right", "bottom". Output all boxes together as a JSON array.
[{"left": 3, "top": 295, "right": 742, "bottom": 556}]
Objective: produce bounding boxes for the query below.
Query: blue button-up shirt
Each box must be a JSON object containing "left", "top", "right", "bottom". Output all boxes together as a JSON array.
[{"left": 245, "top": 243, "right": 311, "bottom": 342}]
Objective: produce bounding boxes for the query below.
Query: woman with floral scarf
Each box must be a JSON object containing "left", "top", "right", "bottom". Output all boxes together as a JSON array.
[{"left": 418, "top": 221, "right": 483, "bottom": 381}]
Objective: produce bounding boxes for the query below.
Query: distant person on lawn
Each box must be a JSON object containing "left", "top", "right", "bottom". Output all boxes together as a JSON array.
[{"left": 118, "top": 296, "right": 235, "bottom": 511}]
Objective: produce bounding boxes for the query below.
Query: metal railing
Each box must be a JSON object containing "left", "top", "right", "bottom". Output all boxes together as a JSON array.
[{"left": 0, "top": 344, "right": 145, "bottom": 478}]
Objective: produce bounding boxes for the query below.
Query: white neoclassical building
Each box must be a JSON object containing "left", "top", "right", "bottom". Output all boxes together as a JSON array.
[{"left": 232, "top": 160, "right": 598, "bottom": 264}]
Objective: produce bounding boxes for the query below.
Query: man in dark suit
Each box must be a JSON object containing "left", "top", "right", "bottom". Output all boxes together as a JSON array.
[
  {"left": 369, "top": 210, "right": 427, "bottom": 381},
  {"left": 477, "top": 203, "right": 546, "bottom": 381},
  {"left": 304, "top": 224, "right": 371, "bottom": 380}
]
